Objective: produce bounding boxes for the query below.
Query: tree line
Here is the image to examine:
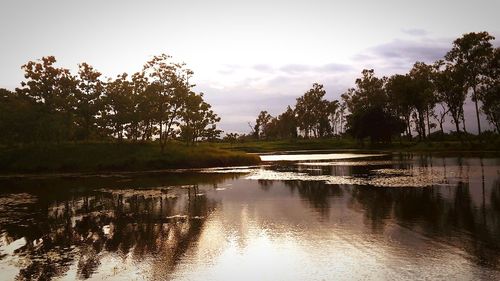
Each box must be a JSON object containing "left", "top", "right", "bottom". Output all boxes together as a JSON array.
[
  {"left": 0, "top": 54, "right": 221, "bottom": 149},
  {"left": 249, "top": 31, "right": 499, "bottom": 143}
]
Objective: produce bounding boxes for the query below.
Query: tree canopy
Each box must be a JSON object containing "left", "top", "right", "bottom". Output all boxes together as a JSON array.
[{"left": 0, "top": 54, "right": 221, "bottom": 147}]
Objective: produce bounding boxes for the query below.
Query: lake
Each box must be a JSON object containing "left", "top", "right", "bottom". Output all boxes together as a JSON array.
[{"left": 0, "top": 152, "right": 499, "bottom": 280}]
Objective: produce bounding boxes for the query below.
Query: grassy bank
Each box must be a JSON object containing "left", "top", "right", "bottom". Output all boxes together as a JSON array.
[
  {"left": 217, "top": 137, "right": 500, "bottom": 154},
  {"left": 0, "top": 142, "right": 261, "bottom": 174}
]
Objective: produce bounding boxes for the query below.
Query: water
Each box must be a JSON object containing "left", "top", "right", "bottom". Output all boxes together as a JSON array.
[{"left": 0, "top": 152, "right": 500, "bottom": 280}]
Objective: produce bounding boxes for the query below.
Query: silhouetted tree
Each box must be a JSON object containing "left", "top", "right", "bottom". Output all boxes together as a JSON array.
[
  {"left": 75, "top": 63, "right": 104, "bottom": 140},
  {"left": 345, "top": 70, "right": 404, "bottom": 143},
  {"left": 180, "top": 92, "right": 221, "bottom": 144},
  {"left": 434, "top": 61, "right": 468, "bottom": 136},
  {"left": 17, "top": 56, "right": 78, "bottom": 142},
  {"left": 481, "top": 47, "right": 500, "bottom": 132},
  {"left": 254, "top": 110, "right": 272, "bottom": 139},
  {"left": 295, "top": 83, "right": 330, "bottom": 138},
  {"left": 445, "top": 31, "right": 495, "bottom": 137}
]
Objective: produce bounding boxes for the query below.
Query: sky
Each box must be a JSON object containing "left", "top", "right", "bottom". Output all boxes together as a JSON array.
[{"left": 1, "top": 0, "right": 499, "bottom": 133}]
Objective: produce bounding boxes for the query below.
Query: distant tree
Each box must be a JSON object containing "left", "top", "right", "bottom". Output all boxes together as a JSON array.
[
  {"left": 409, "top": 62, "right": 436, "bottom": 139},
  {"left": 347, "top": 107, "right": 405, "bottom": 143},
  {"left": 445, "top": 31, "right": 495, "bottom": 136},
  {"left": 345, "top": 69, "right": 404, "bottom": 143},
  {"left": 143, "top": 54, "right": 191, "bottom": 151},
  {"left": 180, "top": 92, "right": 221, "bottom": 144},
  {"left": 434, "top": 61, "right": 468, "bottom": 136},
  {"left": 295, "top": 83, "right": 330, "bottom": 138},
  {"left": 132, "top": 73, "right": 158, "bottom": 141},
  {"left": 104, "top": 73, "right": 135, "bottom": 140},
  {"left": 223, "top": 133, "right": 239, "bottom": 145},
  {"left": 481, "top": 47, "right": 500, "bottom": 132},
  {"left": 17, "top": 56, "right": 78, "bottom": 142},
  {"left": 75, "top": 63, "right": 104, "bottom": 140},
  {"left": 347, "top": 70, "right": 386, "bottom": 112},
  {"left": 328, "top": 100, "right": 340, "bottom": 135},
  {"left": 278, "top": 106, "right": 298, "bottom": 138},
  {"left": 386, "top": 74, "right": 414, "bottom": 138},
  {"left": 254, "top": 110, "right": 272, "bottom": 139},
  {"left": 0, "top": 88, "right": 41, "bottom": 144}
]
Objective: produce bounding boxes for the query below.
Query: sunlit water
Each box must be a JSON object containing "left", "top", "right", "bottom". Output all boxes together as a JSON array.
[{"left": 0, "top": 152, "right": 500, "bottom": 280}]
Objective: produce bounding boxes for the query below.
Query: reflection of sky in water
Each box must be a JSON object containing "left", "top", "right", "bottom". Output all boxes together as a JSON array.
[
  {"left": 0, "top": 153, "right": 499, "bottom": 280},
  {"left": 260, "top": 153, "right": 385, "bottom": 162}
]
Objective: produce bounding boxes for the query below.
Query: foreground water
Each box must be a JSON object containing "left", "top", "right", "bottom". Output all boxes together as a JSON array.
[{"left": 0, "top": 152, "right": 500, "bottom": 280}]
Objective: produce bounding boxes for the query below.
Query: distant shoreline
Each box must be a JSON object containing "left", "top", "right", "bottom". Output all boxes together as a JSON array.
[
  {"left": 2, "top": 139, "right": 499, "bottom": 176},
  {"left": 217, "top": 138, "right": 500, "bottom": 155}
]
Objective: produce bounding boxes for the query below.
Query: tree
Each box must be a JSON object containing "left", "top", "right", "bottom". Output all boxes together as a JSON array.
[
  {"left": 295, "top": 83, "right": 330, "bottom": 138},
  {"left": 75, "top": 63, "right": 104, "bottom": 140},
  {"left": 481, "top": 47, "right": 500, "bottom": 132},
  {"left": 0, "top": 88, "right": 42, "bottom": 144},
  {"left": 104, "top": 73, "right": 135, "bottom": 140},
  {"left": 434, "top": 61, "right": 468, "bottom": 136},
  {"left": 347, "top": 107, "right": 405, "bottom": 143},
  {"left": 254, "top": 111, "right": 272, "bottom": 139},
  {"left": 344, "top": 69, "right": 404, "bottom": 143},
  {"left": 180, "top": 92, "right": 221, "bottom": 144},
  {"left": 386, "top": 74, "right": 414, "bottom": 138},
  {"left": 17, "top": 56, "right": 78, "bottom": 142},
  {"left": 445, "top": 31, "right": 495, "bottom": 136},
  {"left": 409, "top": 62, "right": 436, "bottom": 139},
  {"left": 143, "top": 54, "right": 191, "bottom": 151}
]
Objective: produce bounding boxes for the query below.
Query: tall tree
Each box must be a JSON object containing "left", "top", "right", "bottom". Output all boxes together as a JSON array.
[
  {"left": 295, "top": 83, "right": 330, "bottom": 138},
  {"left": 386, "top": 74, "right": 414, "bottom": 138},
  {"left": 180, "top": 92, "right": 221, "bottom": 144},
  {"left": 254, "top": 111, "right": 272, "bottom": 139},
  {"left": 143, "top": 54, "right": 190, "bottom": 151},
  {"left": 481, "top": 47, "right": 500, "bottom": 132},
  {"left": 17, "top": 56, "right": 78, "bottom": 142},
  {"left": 434, "top": 62, "right": 468, "bottom": 136},
  {"left": 345, "top": 69, "right": 404, "bottom": 143},
  {"left": 445, "top": 31, "right": 495, "bottom": 136},
  {"left": 75, "top": 63, "right": 104, "bottom": 140},
  {"left": 104, "top": 73, "right": 135, "bottom": 140},
  {"left": 409, "top": 62, "right": 436, "bottom": 139}
]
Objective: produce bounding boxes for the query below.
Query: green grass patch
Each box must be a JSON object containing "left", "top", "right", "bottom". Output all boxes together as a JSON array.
[
  {"left": 215, "top": 137, "right": 500, "bottom": 154},
  {"left": 0, "top": 142, "right": 261, "bottom": 174}
]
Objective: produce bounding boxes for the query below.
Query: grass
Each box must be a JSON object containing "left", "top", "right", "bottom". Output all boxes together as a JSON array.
[
  {"left": 2, "top": 134, "right": 499, "bottom": 174},
  {"left": 0, "top": 142, "right": 261, "bottom": 174},
  {"left": 216, "top": 136, "right": 500, "bottom": 154}
]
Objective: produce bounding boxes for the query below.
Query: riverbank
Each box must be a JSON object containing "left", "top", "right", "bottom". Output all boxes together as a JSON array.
[
  {"left": 217, "top": 137, "right": 500, "bottom": 154},
  {"left": 0, "top": 142, "right": 261, "bottom": 174}
]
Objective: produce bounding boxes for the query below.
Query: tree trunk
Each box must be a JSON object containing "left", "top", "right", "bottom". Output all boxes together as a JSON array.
[
  {"left": 473, "top": 87, "right": 482, "bottom": 140},
  {"left": 159, "top": 121, "right": 164, "bottom": 153},
  {"left": 426, "top": 108, "right": 431, "bottom": 138}
]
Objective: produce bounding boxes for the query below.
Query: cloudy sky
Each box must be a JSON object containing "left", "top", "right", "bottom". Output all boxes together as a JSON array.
[{"left": 1, "top": 0, "right": 499, "bottom": 133}]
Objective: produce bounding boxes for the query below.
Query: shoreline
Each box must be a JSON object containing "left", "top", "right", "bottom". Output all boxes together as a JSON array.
[{"left": 0, "top": 142, "right": 261, "bottom": 175}]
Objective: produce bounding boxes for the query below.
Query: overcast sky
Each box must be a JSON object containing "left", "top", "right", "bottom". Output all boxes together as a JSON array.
[{"left": 1, "top": 0, "right": 499, "bottom": 133}]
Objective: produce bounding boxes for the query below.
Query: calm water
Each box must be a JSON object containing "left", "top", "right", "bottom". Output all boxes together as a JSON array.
[{"left": 1, "top": 152, "right": 500, "bottom": 280}]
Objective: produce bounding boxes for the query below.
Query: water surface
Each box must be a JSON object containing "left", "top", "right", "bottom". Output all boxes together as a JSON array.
[{"left": 0, "top": 152, "right": 499, "bottom": 280}]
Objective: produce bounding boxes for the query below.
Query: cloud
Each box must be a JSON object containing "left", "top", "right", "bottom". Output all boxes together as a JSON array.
[
  {"left": 352, "top": 38, "right": 451, "bottom": 75},
  {"left": 200, "top": 35, "right": 497, "bottom": 134},
  {"left": 279, "top": 64, "right": 310, "bottom": 74},
  {"left": 402, "top": 28, "right": 428, "bottom": 37},
  {"left": 217, "top": 64, "right": 242, "bottom": 75},
  {"left": 279, "top": 63, "right": 353, "bottom": 74},
  {"left": 252, "top": 64, "right": 274, "bottom": 72}
]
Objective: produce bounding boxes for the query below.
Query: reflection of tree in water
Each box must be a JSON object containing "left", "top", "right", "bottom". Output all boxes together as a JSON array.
[
  {"left": 258, "top": 180, "right": 274, "bottom": 191},
  {"left": 350, "top": 178, "right": 500, "bottom": 270},
  {"left": 0, "top": 185, "right": 218, "bottom": 280},
  {"left": 256, "top": 180, "right": 343, "bottom": 218}
]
